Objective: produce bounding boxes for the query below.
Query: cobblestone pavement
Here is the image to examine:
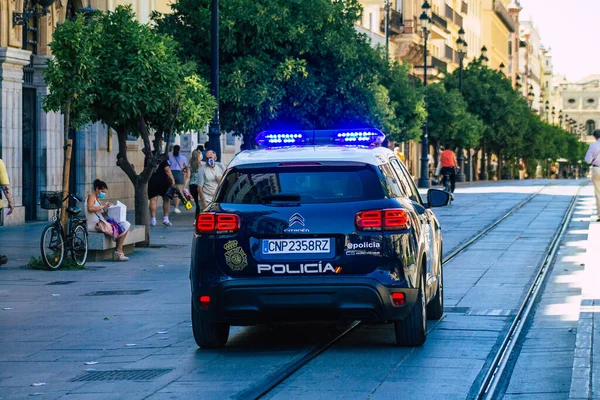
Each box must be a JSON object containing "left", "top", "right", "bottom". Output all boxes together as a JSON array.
[{"left": 0, "top": 179, "right": 597, "bottom": 399}]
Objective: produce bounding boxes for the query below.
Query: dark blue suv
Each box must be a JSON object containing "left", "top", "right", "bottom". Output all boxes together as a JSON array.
[{"left": 190, "top": 129, "right": 450, "bottom": 348}]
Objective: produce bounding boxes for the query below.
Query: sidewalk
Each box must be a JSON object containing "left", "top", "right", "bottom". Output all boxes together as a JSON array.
[
  {"left": 0, "top": 208, "right": 197, "bottom": 269},
  {"left": 570, "top": 217, "right": 600, "bottom": 399}
]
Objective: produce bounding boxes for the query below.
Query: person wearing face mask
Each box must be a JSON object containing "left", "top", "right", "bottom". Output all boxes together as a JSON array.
[
  {"left": 198, "top": 150, "right": 226, "bottom": 209},
  {"left": 86, "top": 179, "right": 131, "bottom": 261}
]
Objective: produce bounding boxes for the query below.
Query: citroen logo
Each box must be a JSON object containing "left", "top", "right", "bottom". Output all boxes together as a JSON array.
[{"left": 289, "top": 213, "right": 305, "bottom": 227}]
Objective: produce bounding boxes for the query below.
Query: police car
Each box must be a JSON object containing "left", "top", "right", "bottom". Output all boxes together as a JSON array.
[{"left": 190, "top": 129, "right": 451, "bottom": 348}]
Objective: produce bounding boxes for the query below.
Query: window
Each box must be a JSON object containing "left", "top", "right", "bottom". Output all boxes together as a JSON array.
[
  {"left": 379, "top": 164, "right": 405, "bottom": 198},
  {"left": 217, "top": 165, "right": 385, "bottom": 204},
  {"left": 390, "top": 159, "right": 423, "bottom": 205},
  {"left": 568, "top": 98, "right": 576, "bottom": 104},
  {"left": 587, "top": 120, "right": 595, "bottom": 135},
  {"left": 587, "top": 98, "right": 595, "bottom": 104}
]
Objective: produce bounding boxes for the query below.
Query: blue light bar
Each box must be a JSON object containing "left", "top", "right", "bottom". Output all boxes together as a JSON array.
[{"left": 256, "top": 128, "right": 385, "bottom": 148}]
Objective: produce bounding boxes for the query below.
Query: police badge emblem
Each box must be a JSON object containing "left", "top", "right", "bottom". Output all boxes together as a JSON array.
[{"left": 224, "top": 240, "right": 248, "bottom": 271}]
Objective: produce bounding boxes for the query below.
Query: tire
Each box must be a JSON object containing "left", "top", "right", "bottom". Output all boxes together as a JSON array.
[
  {"left": 427, "top": 257, "right": 444, "bottom": 320},
  {"left": 191, "top": 300, "right": 230, "bottom": 349},
  {"left": 394, "top": 272, "right": 427, "bottom": 346},
  {"left": 41, "top": 224, "right": 64, "bottom": 270},
  {"left": 71, "top": 225, "right": 88, "bottom": 266}
]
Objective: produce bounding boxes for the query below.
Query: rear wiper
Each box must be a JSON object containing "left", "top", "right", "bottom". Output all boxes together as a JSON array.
[{"left": 261, "top": 194, "right": 301, "bottom": 203}]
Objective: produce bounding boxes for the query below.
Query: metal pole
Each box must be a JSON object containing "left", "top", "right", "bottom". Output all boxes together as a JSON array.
[
  {"left": 418, "top": 30, "right": 430, "bottom": 188},
  {"left": 208, "top": 0, "right": 222, "bottom": 161},
  {"left": 479, "top": 140, "right": 488, "bottom": 180},
  {"left": 384, "top": 0, "right": 390, "bottom": 63},
  {"left": 456, "top": 54, "right": 466, "bottom": 182}
]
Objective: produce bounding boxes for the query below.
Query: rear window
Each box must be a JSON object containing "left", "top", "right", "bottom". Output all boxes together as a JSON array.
[{"left": 216, "top": 165, "right": 385, "bottom": 204}]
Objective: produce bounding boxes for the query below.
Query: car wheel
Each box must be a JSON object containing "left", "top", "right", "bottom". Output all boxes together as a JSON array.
[
  {"left": 427, "top": 257, "right": 443, "bottom": 320},
  {"left": 394, "top": 272, "right": 426, "bottom": 346},
  {"left": 191, "top": 300, "right": 230, "bottom": 349}
]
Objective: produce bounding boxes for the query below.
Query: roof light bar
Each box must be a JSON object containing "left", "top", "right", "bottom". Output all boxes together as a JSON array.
[{"left": 255, "top": 129, "right": 385, "bottom": 148}]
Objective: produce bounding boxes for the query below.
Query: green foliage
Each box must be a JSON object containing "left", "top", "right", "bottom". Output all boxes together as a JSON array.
[
  {"left": 43, "top": 14, "right": 101, "bottom": 130},
  {"left": 28, "top": 256, "right": 85, "bottom": 270},
  {"left": 425, "top": 83, "right": 482, "bottom": 149},
  {"left": 152, "top": 0, "right": 422, "bottom": 143},
  {"left": 91, "top": 7, "right": 215, "bottom": 140}
]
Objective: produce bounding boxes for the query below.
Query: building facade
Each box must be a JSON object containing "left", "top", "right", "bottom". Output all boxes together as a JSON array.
[
  {"left": 556, "top": 75, "right": 600, "bottom": 145},
  {"left": 481, "top": 0, "right": 516, "bottom": 70},
  {"left": 0, "top": 0, "right": 240, "bottom": 226}
]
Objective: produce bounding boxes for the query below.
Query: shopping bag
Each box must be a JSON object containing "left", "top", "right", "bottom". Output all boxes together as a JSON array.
[{"left": 108, "top": 201, "right": 127, "bottom": 222}]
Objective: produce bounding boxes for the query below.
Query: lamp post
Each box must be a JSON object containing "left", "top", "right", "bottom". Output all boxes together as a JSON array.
[
  {"left": 479, "top": 45, "right": 488, "bottom": 180},
  {"left": 456, "top": 28, "right": 467, "bottom": 182},
  {"left": 545, "top": 100, "right": 549, "bottom": 122},
  {"left": 480, "top": 45, "right": 488, "bottom": 67},
  {"left": 417, "top": 1, "right": 432, "bottom": 188},
  {"left": 551, "top": 106, "right": 556, "bottom": 124},
  {"left": 384, "top": 0, "right": 390, "bottom": 62},
  {"left": 208, "top": 0, "right": 222, "bottom": 160}
]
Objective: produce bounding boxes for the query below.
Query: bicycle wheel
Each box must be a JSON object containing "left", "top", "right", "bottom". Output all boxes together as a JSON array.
[
  {"left": 41, "top": 224, "right": 64, "bottom": 269},
  {"left": 71, "top": 225, "right": 88, "bottom": 266}
]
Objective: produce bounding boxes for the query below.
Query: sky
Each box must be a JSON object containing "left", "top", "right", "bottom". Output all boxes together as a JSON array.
[{"left": 519, "top": 0, "right": 599, "bottom": 82}]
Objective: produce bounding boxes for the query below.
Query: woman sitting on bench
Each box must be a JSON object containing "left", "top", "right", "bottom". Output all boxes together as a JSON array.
[{"left": 86, "top": 179, "right": 130, "bottom": 261}]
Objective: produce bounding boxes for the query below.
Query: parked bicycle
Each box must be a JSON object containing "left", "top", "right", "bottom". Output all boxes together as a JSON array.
[{"left": 39, "top": 191, "right": 88, "bottom": 269}]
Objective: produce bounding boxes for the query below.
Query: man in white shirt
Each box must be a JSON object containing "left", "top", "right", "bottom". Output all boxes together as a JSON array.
[
  {"left": 585, "top": 129, "right": 600, "bottom": 221},
  {"left": 198, "top": 150, "right": 226, "bottom": 208}
]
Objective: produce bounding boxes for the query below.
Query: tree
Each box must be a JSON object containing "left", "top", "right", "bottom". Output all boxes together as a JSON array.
[
  {"left": 87, "top": 6, "right": 215, "bottom": 245},
  {"left": 43, "top": 14, "right": 100, "bottom": 233},
  {"left": 152, "top": 0, "right": 413, "bottom": 145},
  {"left": 425, "top": 83, "right": 482, "bottom": 152}
]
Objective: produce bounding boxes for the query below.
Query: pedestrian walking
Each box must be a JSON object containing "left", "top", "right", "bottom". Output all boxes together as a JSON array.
[
  {"left": 440, "top": 146, "right": 458, "bottom": 193},
  {"left": 86, "top": 179, "right": 130, "bottom": 261},
  {"left": 0, "top": 158, "right": 14, "bottom": 265},
  {"left": 198, "top": 150, "right": 226, "bottom": 209},
  {"left": 169, "top": 145, "right": 188, "bottom": 214},
  {"left": 585, "top": 129, "right": 600, "bottom": 221},
  {"left": 148, "top": 158, "right": 176, "bottom": 226},
  {"left": 188, "top": 150, "right": 204, "bottom": 218}
]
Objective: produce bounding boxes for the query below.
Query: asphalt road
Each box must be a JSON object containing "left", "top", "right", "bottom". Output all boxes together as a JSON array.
[{"left": 0, "top": 179, "right": 595, "bottom": 399}]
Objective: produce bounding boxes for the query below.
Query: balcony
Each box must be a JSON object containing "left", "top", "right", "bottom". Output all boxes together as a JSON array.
[
  {"left": 431, "top": 12, "right": 448, "bottom": 30},
  {"left": 431, "top": 56, "right": 448, "bottom": 71},
  {"left": 494, "top": 0, "right": 516, "bottom": 32},
  {"left": 380, "top": 8, "right": 403, "bottom": 35}
]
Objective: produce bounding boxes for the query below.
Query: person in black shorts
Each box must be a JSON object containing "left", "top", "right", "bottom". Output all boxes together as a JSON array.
[{"left": 149, "top": 158, "right": 176, "bottom": 226}]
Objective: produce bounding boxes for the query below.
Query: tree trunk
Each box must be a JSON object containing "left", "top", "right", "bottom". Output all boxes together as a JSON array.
[
  {"left": 134, "top": 181, "right": 150, "bottom": 247},
  {"left": 60, "top": 102, "right": 72, "bottom": 236}
]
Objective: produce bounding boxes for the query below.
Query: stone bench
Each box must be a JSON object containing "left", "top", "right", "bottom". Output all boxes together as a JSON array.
[{"left": 87, "top": 225, "right": 146, "bottom": 261}]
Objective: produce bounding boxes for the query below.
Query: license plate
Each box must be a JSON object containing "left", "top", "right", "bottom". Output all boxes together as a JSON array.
[{"left": 262, "top": 239, "right": 331, "bottom": 254}]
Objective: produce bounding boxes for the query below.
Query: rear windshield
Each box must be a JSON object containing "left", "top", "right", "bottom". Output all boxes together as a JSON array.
[{"left": 216, "top": 165, "right": 385, "bottom": 204}]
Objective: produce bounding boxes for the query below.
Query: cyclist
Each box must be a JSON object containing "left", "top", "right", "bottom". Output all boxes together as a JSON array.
[
  {"left": 0, "top": 158, "right": 14, "bottom": 265},
  {"left": 440, "top": 146, "right": 458, "bottom": 194},
  {"left": 86, "top": 179, "right": 130, "bottom": 261}
]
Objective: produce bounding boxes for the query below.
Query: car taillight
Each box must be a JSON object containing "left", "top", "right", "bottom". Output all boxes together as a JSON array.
[
  {"left": 391, "top": 292, "right": 405, "bottom": 306},
  {"left": 196, "top": 213, "right": 240, "bottom": 234},
  {"left": 355, "top": 209, "right": 410, "bottom": 232}
]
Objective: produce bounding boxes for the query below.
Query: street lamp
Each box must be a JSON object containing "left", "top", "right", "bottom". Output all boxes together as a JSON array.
[
  {"left": 480, "top": 45, "right": 489, "bottom": 67},
  {"left": 456, "top": 28, "right": 467, "bottom": 182},
  {"left": 417, "top": 1, "right": 432, "bottom": 188},
  {"left": 545, "top": 100, "right": 549, "bottom": 121},
  {"left": 551, "top": 106, "right": 556, "bottom": 124},
  {"left": 479, "top": 45, "right": 488, "bottom": 180},
  {"left": 208, "top": 0, "right": 222, "bottom": 159}
]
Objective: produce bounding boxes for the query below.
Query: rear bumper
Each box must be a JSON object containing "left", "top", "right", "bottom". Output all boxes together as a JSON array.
[{"left": 192, "top": 277, "right": 418, "bottom": 325}]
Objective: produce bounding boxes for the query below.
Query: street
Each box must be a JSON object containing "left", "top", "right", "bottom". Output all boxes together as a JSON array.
[{"left": 0, "top": 180, "right": 598, "bottom": 399}]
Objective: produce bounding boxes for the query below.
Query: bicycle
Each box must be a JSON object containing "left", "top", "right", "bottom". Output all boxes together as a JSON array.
[
  {"left": 39, "top": 191, "right": 89, "bottom": 269},
  {"left": 441, "top": 167, "right": 456, "bottom": 202}
]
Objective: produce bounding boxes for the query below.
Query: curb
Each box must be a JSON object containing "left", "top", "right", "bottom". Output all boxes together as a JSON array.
[{"left": 570, "top": 220, "right": 599, "bottom": 399}]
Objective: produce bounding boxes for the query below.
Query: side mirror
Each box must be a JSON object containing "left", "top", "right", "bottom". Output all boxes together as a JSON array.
[{"left": 426, "top": 189, "right": 451, "bottom": 208}]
